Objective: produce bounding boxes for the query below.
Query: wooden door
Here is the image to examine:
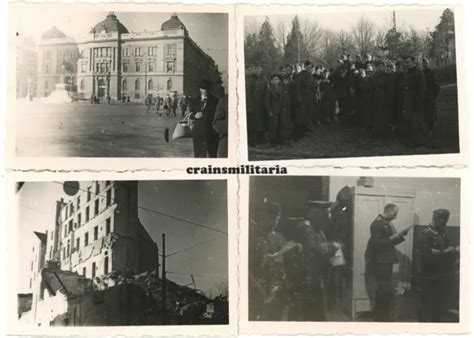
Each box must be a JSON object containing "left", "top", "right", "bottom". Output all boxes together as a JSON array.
[{"left": 352, "top": 193, "right": 385, "bottom": 314}]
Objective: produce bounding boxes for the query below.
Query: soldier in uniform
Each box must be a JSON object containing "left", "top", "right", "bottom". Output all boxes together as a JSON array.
[
  {"left": 292, "top": 203, "right": 341, "bottom": 321},
  {"left": 296, "top": 61, "right": 315, "bottom": 133},
  {"left": 418, "top": 209, "right": 459, "bottom": 322},
  {"left": 365, "top": 204, "right": 413, "bottom": 321},
  {"left": 402, "top": 56, "right": 426, "bottom": 147},
  {"left": 422, "top": 58, "right": 440, "bottom": 144},
  {"left": 265, "top": 74, "right": 284, "bottom": 146},
  {"left": 246, "top": 65, "right": 267, "bottom": 146}
]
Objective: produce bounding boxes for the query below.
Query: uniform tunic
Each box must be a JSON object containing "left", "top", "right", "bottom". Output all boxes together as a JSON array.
[
  {"left": 418, "top": 226, "right": 455, "bottom": 322},
  {"left": 365, "top": 215, "right": 404, "bottom": 321}
]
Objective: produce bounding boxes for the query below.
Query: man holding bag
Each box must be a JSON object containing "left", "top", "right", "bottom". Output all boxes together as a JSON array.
[{"left": 191, "top": 80, "right": 219, "bottom": 158}]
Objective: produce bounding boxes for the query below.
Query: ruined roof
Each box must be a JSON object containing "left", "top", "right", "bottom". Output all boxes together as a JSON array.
[
  {"left": 42, "top": 269, "right": 92, "bottom": 297},
  {"left": 90, "top": 12, "right": 129, "bottom": 34},
  {"left": 161, "top": 14, "right": 187, "bottom": 31},
  {"left": 33, "top": 231, "right": 47, "bottom": 243},
  {"left": 41, "top": 26, "right": 67, "bottom": 39}
]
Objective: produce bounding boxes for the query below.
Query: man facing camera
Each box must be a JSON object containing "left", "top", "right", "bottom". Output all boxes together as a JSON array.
[
  {"left": 365, "top": 203, "right": 413, "bottom": 321},
  {"left": 191, "top": 80, "right": 219, "bottom": 158},
  {"left": 418, "top": 209, "right": 459, "bottom": 322}
]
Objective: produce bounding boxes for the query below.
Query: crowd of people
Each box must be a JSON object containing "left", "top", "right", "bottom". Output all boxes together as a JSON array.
[
  {"left": 144, "top": 92, "right": 190, "bottom": 117},
  {"left": 249, "top": 197, "right": 459, "bottom": 322},
  {"left": 246, "top": 54, "right": 440, "bottom": 148}
]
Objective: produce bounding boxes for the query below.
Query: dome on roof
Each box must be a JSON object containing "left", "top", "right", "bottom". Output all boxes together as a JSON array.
[
  {"left": 90, "top": 12, "right": 129, "bottom": 34},
  {"left": 41, "top": 26, "right": 67, "bottom": 39},
  {"left": 161, "top": 14, "right": 187, "bottom": 31}
]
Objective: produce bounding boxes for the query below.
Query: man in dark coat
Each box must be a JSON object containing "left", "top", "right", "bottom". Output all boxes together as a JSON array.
[
  {"left": 402, "top": 56, "right": 426, "bottom": 147},
  {"left": 418, "top": 209, "right": 459, "bottom": 322},
  {"left": 332, "top": 61, "right": 355, "bottom": 126},
  {"left": 190, "top": 80, "right": 219, "bottom": 158},
  {"left": 365, "top": 203, "right": 412, "bottom": 321},
  {"left": 422, "top": 58, "right": 440, "bottom": 132},
  {"left": 265, "top": 75, "right": 284, "bottom": 146},
  {"left": 246, "top": 66, "right": 267, "bottom": 146},
  {"left": 296, "top": 61, "right": 315, "bottom": 133},
  {"left": 212, "top": 94, "right": 228, "bottom": 158}
]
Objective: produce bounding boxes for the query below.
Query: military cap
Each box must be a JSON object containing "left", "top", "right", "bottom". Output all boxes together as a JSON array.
[{"left": 433, "top": 209, "right": 450, "bottom": 221}]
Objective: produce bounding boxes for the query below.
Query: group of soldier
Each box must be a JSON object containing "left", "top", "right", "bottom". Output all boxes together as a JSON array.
[
  {"left": 249, "top": 197, "right": 458, "bottom": 322},
  {"left": 144, "top": 92, "right": 189, "bottom": 117},
  {"left": 246, "top": 54, "right": 440, "bottom": 148}
]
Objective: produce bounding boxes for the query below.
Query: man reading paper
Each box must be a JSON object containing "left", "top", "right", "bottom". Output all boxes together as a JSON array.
[{"left": 365, "top": 203, "right": 413, "bottom": 321}]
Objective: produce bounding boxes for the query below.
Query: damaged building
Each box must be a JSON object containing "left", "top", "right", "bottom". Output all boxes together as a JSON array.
[{"left": 18, "top": 181, "right": 227, "bottom": 326}]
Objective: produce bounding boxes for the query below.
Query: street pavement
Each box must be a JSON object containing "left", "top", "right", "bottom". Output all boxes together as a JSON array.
[{"left": 16, "top": 102, "right": 193, "bottom": 157}]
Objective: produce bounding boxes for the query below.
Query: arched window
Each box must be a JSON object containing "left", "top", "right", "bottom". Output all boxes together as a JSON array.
[
  {"left": 148, "top": 79, "right": 153, "bottom": 91},
  {"left": 167, "top": 78, "right": 172, "bottom": 91},
  {"left": 122, "top": 79, "right": 128, "bottom": 91},
  {"left": 135, "top": 78, "right": 140, "bottom": 91},
  {"left": 80, "top": 79, "right": 85, "bottom": 90}
]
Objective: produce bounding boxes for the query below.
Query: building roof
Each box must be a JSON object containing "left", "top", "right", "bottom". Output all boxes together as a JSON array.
[
  {"left": 41, "top": 26, "right": 67, "bottom": 39},
  {"left": 161, "top": 14, "right": 187, "bottom": 32},
  {"left": 33, "top": 231, "right": 47, "bottom": 243},
  {"left": 90, "top": 12, "right": 129, "bottom": 34}
]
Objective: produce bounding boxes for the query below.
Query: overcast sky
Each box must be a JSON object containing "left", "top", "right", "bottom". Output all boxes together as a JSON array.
[
  {"left": 17, "top": 180, "right": 228, "bottom": 296},
  {"left": 14, "top": 8, "right": 229, "bottom": 87},
  {"left": 244, "top": 7, "right": 451, "bottom": 36}
]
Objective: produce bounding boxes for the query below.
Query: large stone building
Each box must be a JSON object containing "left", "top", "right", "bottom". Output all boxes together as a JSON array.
[
  {"left": 36, "top": 13, "right": 222, "bottom": 101},
  {"left": 36, "top": 26, "right": 79, "bottom": 98}
]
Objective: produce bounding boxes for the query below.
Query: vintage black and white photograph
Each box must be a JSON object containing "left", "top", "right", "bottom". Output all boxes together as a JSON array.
[
  {"left": 244, "top": 7, "right": 460, "bottom": 160},
  {"left": 249, "top": 175, "right": 461, "bottom": 322},
  {"left": 15, "top": 180, "right": 228, "bottom": 326},
  {"left": 13, "top": 5, "right": 229, "bottom": 158}
]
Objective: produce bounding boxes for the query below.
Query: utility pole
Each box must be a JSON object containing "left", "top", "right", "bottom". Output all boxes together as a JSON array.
[{"left": 161, "top": 233, "right": 166, "bottom": 325}]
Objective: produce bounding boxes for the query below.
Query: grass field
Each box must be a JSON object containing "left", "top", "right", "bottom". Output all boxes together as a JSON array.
[{"left": 248, "top": 84, "right": 459, "bottom": 161}]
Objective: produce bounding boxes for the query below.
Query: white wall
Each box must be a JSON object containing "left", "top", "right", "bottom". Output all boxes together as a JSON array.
[{"left": 329, "top": 176, "right": 461, "bottom": 227}]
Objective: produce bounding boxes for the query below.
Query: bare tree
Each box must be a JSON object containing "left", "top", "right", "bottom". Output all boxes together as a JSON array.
[
  {"left": 336, "top": 30, "right": 356, "bottom": 56},
  {"left": 352, "top": 17, "right": 375, "bottom": 57},
  {"left": 301, "top": 19, "right": 324, "bottom": 61},
  {"left": 275, "top": 17, "right": 291, "bottom": 54}
]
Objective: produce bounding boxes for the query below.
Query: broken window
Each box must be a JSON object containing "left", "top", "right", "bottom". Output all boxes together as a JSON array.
[
  {"left": 104, "top": 256, "right": 109, "bottom": 274},
  {"left": 85, "top": 232, "right": 89, "bottom": 246},
  {"left": 94, "top": 199, "right": 99, "bottom": 216},
  {"left": 87, "top": 187, "right": 91, "bottom": 202},
  {"left": 94, "top": 226, "right": 98, "bottom": 241},
  {"left": 106, "top": 189, "right": 112, "bottom": 207},
  {"left": 83, "top": 267, "right": 86, "bottom": 277},
  {"left": 106, "top": 218, "right": 111, "bottom": 235},
  {"left": 92, "top": 262, "right": 96, "bottom": 279},
  {"left": 86, "top": 206, "right": 90, "bottom": 222},
  {"left": 76, "top": 237, "right": 80, "bottom": 250}
]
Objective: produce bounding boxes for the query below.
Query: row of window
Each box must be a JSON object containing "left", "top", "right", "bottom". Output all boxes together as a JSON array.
[
  {"left": 94, "top": 47, "right": 112, "bottom": 58},
  {"left": 122, "top": 45, "right": 175, "bottom": 57},
  {"left": 82, "top": 256, "right": 109, "bottom": 280},
  {"left": 62, "top": 218, "right": 111, "bottom": 260},
  {"left": 122, "top": 60, "right": 175, "bottom": 73},
  {"left": 62, "top": 181, "right": 111, "bottom": 220},
  {"left": 42, "top": 49, "right": 77, "bottom": 60},
  {"left": 63, "top": 188, "right": 112, "bottom": 238},
  {"left": 122, "top": 78, "right": 173, "bottom": 92}
]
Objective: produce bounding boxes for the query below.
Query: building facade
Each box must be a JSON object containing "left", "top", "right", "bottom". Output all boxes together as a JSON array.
[
  {"left": 72, "top": 13, "right": 221, "bottom": 101},
  {"left": 16, "top": 37, "right": 37, "bottom": 98},
  {"left": 45, "top": 181, "right": 158, "bottom": 280},
  {"left": 36, "top": 26, "right": 79, "bottom": 98},
  {"left": 20, "top": 181, "right": 159, "bottom": 326}
]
